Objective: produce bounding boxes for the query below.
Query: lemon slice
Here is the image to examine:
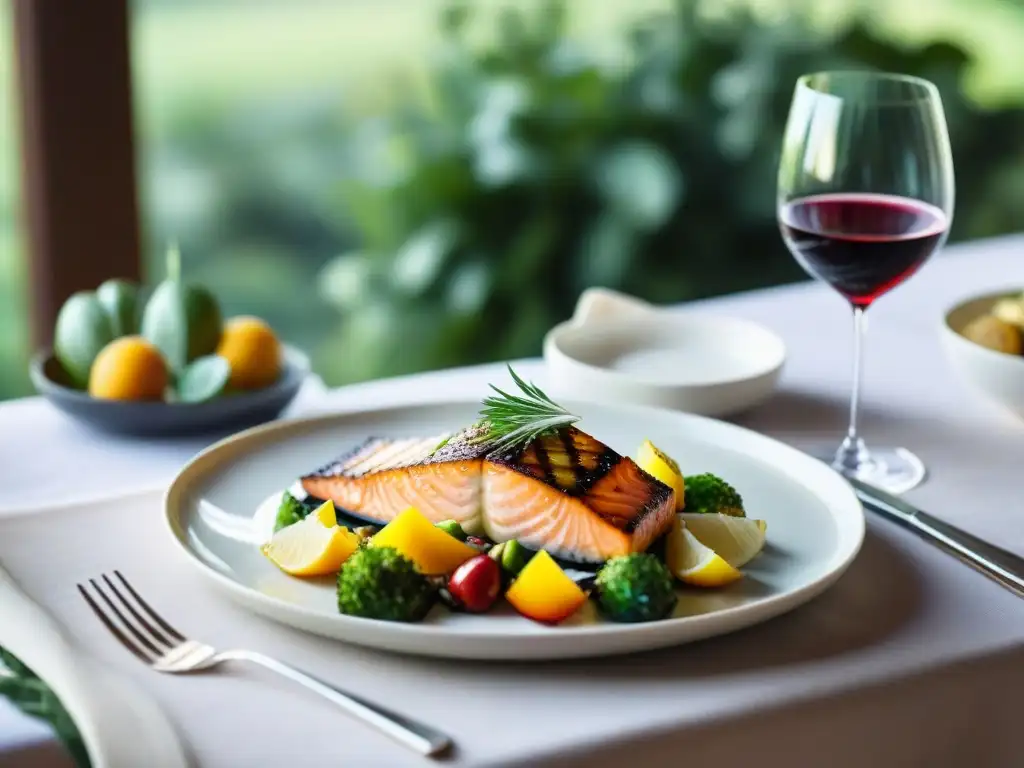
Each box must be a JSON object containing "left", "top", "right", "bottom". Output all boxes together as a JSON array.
[
  {"left": 637, "top": 439, "right": 685, "bottom": 511},
  {"left": 664, "top": 517, "right": 742, "bottom": 588},
  {"left": 262, "top": 500, "right": 360, "bottom": 576},
  {"left": 678, "top": 513, "right": 767, "bottom": 568}
]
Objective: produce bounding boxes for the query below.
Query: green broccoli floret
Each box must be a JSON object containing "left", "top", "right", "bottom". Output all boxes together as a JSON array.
[
  {"left": 337, "top": 547, "right": 435, "bottom": 622},
  {"left": 683, "top": 473, "right": 745, "bottom": 517},
  {"left": 595, "top": 553, "right": 677, "bottom": 623},
  {"left": 274, "top": 491, "right": 314, "bottom": 532}
]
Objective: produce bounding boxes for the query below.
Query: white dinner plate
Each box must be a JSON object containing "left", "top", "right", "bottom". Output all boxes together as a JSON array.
[{"left": 165, "top": 399, "right": 864, "bottom": 660}]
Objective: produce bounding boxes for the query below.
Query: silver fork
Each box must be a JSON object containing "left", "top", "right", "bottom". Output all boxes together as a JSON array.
[{"left": 77, "top": 571, "right": 452, "bottom": 757}]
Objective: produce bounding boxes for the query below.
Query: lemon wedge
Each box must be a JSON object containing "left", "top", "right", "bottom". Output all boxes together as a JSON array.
[
  {"left": 262, "top": 500, "right": 360, "bottom": 576},
  {"left": 664, "top": 517, "right": 742, "bottom": 588},
  {"left": 637, "top": 439, "right": 685, "bottom": 511},
  {"left": 678, "top": 513, "right": 767, "bottom": 569}
]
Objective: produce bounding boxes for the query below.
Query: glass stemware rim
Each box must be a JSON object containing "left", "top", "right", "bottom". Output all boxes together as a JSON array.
[{"left": 796, "top": 70, "right": 941, "bottom": 105}]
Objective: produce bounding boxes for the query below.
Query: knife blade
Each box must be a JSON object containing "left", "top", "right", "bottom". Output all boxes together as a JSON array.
[{"left": 848, "top": 477, "right": 1024, "bottom": 598}]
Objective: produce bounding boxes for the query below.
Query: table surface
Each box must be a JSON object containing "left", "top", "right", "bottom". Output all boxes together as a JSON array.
[{"left": 2, "top": 234, "right": 1023, "bottom": 766}]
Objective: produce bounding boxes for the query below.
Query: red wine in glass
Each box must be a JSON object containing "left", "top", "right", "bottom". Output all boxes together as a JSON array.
[
  {"left": 780, "top": 193, "right": 949, "bottom": 308},
  {"left": 777, "top": 72, "right": 954, "bottom": 493}
]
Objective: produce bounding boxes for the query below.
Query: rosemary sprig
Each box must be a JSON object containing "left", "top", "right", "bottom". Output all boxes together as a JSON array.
[{"left": 475, "top": 365, "right": 579, "bottom": 453}]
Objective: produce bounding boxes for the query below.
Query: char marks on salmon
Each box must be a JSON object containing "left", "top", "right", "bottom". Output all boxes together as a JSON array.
[
  {"left": 301, "top": 426, "right": 676, "bottom": 563},
  {"left": 483, "top": 427, "right": 675, "bottom": 562}
]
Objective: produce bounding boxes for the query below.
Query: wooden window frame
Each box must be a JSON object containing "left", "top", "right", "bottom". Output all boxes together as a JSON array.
[{"left": 12, "top": 0, "right": 141, "bottom": 348}]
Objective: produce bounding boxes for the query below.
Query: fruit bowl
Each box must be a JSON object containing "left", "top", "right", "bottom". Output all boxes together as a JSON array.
[
  {"left": 30, "top": 345, "right": 311, "bottom": 437},
  {"left": 940, "top": 289, "right": 1024, "bottom": 420}
]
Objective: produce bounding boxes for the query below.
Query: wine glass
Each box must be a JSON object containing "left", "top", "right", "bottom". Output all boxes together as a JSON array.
[{"left": 777, "top": 71, "right": 954, "bottom": 493}]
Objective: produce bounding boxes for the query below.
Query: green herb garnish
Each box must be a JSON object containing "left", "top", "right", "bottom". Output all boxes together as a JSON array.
[
  {"left": 474, "top": 365, "right": 579, "bottom": 454},
  {"left": 0, "top": 648, "right": 90, "bottom": 767}
]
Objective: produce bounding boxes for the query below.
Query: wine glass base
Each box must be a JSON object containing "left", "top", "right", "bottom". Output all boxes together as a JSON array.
[{"left": 808, "top": 444, "right": 927, "bottom": 495}]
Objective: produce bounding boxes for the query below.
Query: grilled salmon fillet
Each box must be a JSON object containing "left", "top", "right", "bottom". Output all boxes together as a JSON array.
[
  {"left": 301, "top": 426, "right": 675, "bottom": 563},
  {"left": 300, "top": 429, "right": 487, "bottom": 534},
  {"left": 482, "top": 428, "right": 675, "bottom": 562}
]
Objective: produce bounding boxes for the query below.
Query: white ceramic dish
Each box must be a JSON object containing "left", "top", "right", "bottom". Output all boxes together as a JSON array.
[
  {"left": 940, "top": 289, "right": 1024, "bottom": 420},
  {"left": 543, "top": 288, "right": 786, "bottom": 417},
  {"left": 165, "top": 398, "right": 863, "bottom": 661}
]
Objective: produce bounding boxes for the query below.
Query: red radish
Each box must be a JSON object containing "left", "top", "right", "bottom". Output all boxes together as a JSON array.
[{"left": 448, "top": 555, "right": 501, "bottom": 613}]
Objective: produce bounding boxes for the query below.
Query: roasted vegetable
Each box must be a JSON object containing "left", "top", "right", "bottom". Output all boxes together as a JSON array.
[
  {"left": 352, "top": 526, "right": 378, "bottom": 547},
  {"left": 370, "top": 508, "right": 478, "bottom": 575},
  {"left": 435, "top": 519, "right": 468, "bottom": 541},
  {"left": 505, "top": 550, "right": 587, "bottom": 624},
  {"left": 336, "top": 547, "right": 435, "bottom": 622},
  {"left": 448, "top": 555, "right": 502, "bottom": 612},
  {"left": 595, "top": 553, "right": 677, "bottom": 623},
  {"left": 273, "top": 491, "right": 316, "bottom": 532},
  {"left": 682, "top": 473, "right": 745, "bottom": 517},
  {"left": 465, "top": 535, "right": 492, "bottom": 553},
  {"left": 501, "top": 540, "right": 530, "bottom": 573}
]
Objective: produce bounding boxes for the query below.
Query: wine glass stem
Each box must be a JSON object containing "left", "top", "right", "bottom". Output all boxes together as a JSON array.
[{"left": 835, "top": 305, "right": 869, "bottom": 475}]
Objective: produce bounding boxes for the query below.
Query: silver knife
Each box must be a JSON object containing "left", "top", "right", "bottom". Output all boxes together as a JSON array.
[{"left": 848, "top": 477, "right": 1024, "bottom": 598}]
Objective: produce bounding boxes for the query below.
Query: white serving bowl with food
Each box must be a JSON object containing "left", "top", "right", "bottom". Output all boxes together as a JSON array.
[
  {"left": 542, "top": 288, "right": 786, "bottom": 417},
  {"left": 940, "top": 289, "right": 1024, "bottom": 419}
]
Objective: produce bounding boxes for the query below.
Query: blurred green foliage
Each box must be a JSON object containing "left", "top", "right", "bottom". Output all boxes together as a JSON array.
[
  {"left": 3, "top": 0, "right": 1024, "bottom": 401},
  {"left": 138, "top": 91, "right": 351, "bottom": 353},
  {"left": 315, "top": 0, "right": 1024, "bottom": 384}
]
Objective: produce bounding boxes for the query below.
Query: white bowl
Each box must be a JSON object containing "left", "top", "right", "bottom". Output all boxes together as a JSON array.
[
  {"left": 542, "top": 288, "right": 786, "bottom": 416},
  {"left": 940, "top": 289, "right": 1024, "bottom": 420}
]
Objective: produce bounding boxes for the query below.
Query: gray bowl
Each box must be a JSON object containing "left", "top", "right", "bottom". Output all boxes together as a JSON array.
[{"left": 30, "top": 345, "right": 311, "bottom": 437}]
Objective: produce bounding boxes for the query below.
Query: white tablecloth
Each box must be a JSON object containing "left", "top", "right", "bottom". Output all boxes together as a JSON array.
[{"left": 2, "top": 234, "right": 1023, "bottom": 766}]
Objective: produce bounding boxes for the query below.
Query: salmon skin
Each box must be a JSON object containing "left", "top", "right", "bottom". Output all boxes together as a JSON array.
[{"left": 300, "top": 425, "right": 675, "bottom": 563}]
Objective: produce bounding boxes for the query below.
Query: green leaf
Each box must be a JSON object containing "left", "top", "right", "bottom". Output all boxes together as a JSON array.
[
  {"left": 593, "top": 142, "right": 683, "bottom": 231},
  {"left": 439, "top": 2, "right": 471, "bottom": 37},
  {"left": 576, "top": 213, "right": 636, "bottom": 290},
  {"left": 319, "top": 252, "right": 373, "bottom": 310},
  {"left": 446, "top": 260, "right": 492, "bottom": 315},
  {"left": 390, "top": 219, "right": 459, "bottom": 295},
  {"left": 176, "top": 355, "right": 231, "bottom": 403},
  {"left": 499, "top": 213, "right": 559, "bottom": 292},
  {"left": 0, "top": 648, "right": 91, "bottom": 767}
]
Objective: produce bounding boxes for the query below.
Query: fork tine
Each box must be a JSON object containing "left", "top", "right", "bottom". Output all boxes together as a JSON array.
[
  {"left": 114, "top": 571, "right": 186, "bottom": 642},
  {"left": 77, "top": 583, "right": 154, "bottom": 664},
  {"left": 101, "top": 574, "right": 175, "bottom": 649},
  {"left": 89, "top": 578, "right": 165, "bottom": 658}
]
